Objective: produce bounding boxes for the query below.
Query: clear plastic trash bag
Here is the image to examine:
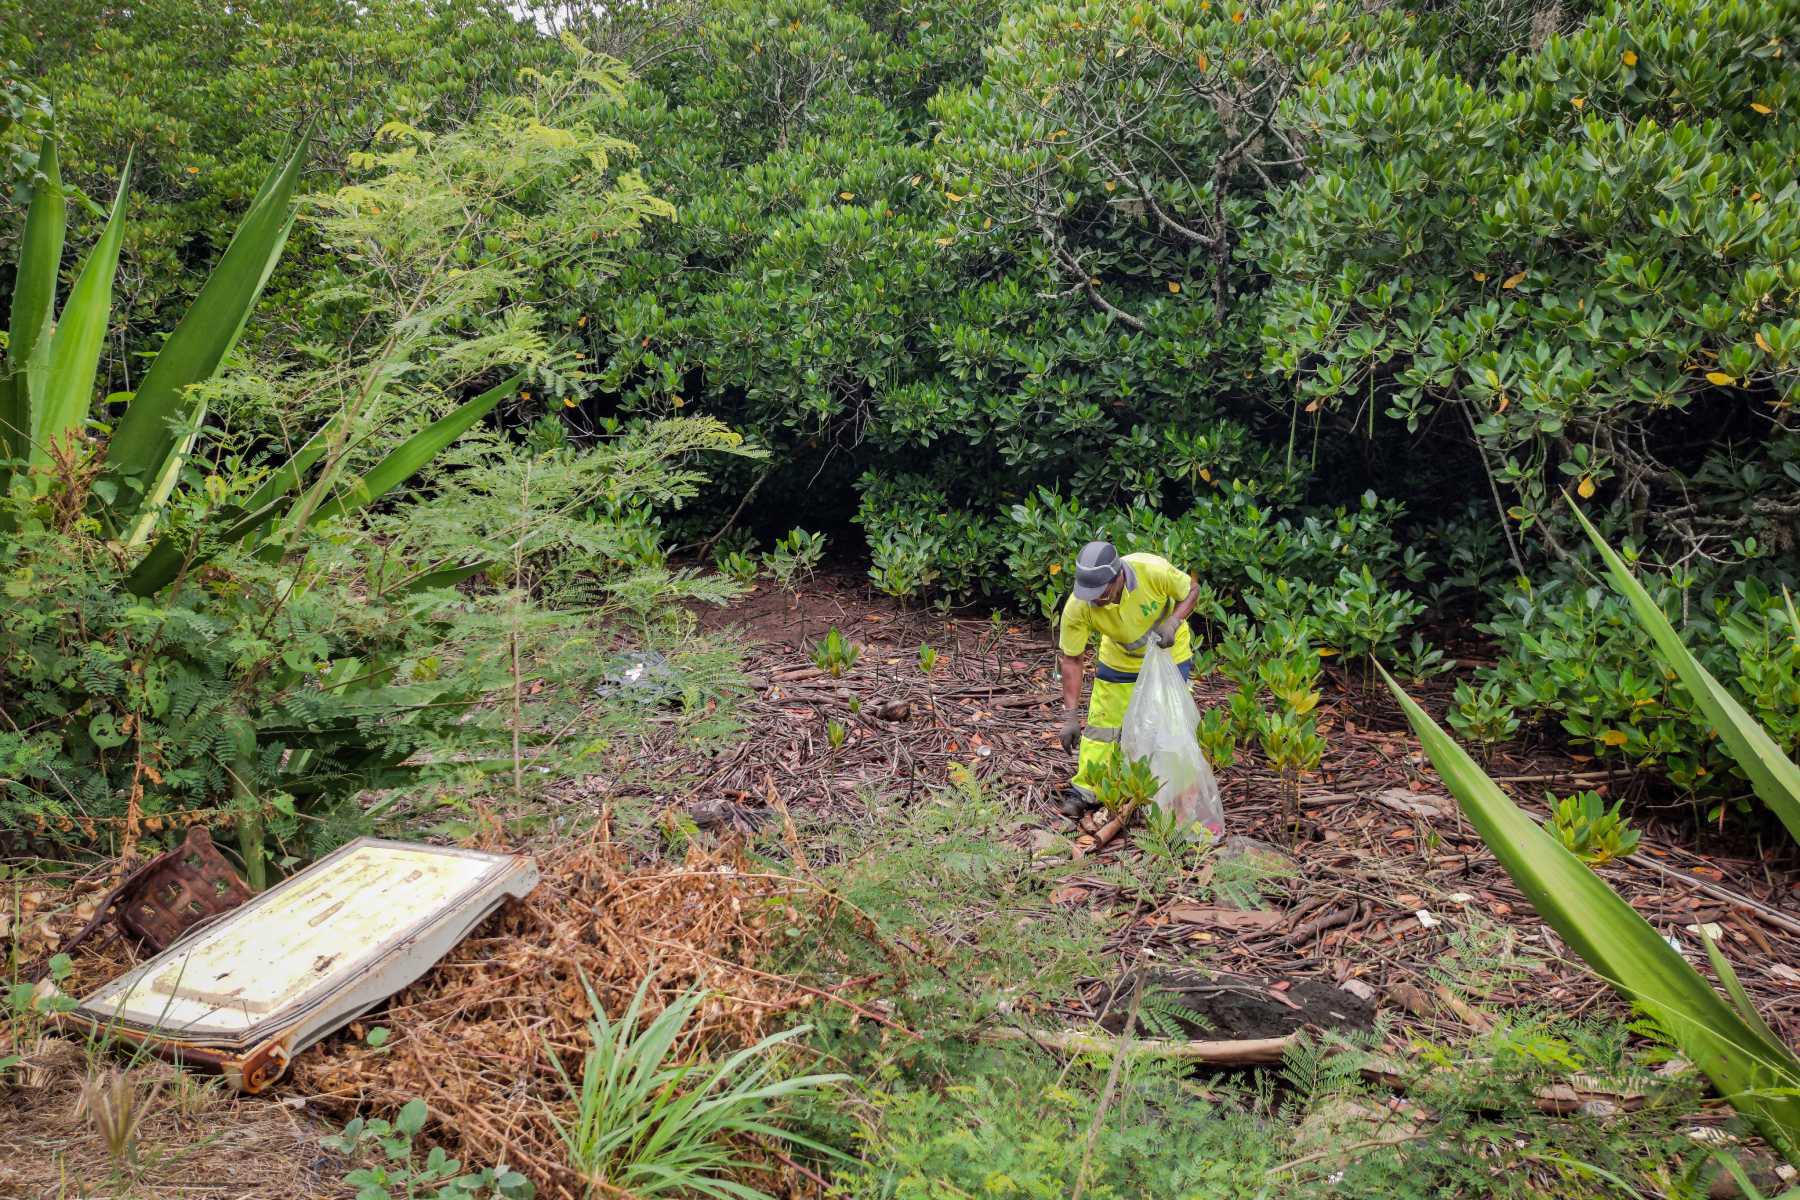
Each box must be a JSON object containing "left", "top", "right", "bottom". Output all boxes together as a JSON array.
[{"left": 1120, "top": 644, "right": 1224, "bottom": 837}]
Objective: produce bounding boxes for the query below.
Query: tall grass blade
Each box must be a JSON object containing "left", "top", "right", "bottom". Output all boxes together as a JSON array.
[
  {"left": 1381, "top": 665, "right": 1800, "bottom": 1161},
  {"left": 3, "top": 135, "right": 65, "bottom": 466},
  {"left": 34, "top": 153, "right": 131, "bottom": 470},
  {"left": 548, "top": 973, "right": 844, "bottom": 1198},
  {"left": 104, "top": 133, "right": 308, "bottom": 512},
  {"left": 1567, "top": 500, "right": 1800, "bottom": 845}
]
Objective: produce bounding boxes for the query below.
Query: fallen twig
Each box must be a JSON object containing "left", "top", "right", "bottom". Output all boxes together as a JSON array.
[
  {"left": 1074, "top": 799, "right": 1143, "bottom": 860},
  {"left": 985, "top": 1026, "right": 1297, "bottom": 1064},
  {"left": 1619, "top": 854, "right": 1800, "bottom": 939}
]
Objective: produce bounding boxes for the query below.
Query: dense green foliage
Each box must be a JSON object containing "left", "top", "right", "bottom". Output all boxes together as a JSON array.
[
  {"left": 1383, "top": 512, "right": 1800, "bottom": 1159},
  {"left": 2, "top": 0, "right": 565, "bottom": 375},
  {"left": 549, "top": 0, "right": 1795, "bottom": 810},
  {"left": 0, "top": 60, "right": 742, "bottom": 867},
  {"left": 1269, "top": 0, "right": 1798, "bottom": 558},
  {"left": 4, "top": 0, "right": 1797, "bottom": 803}
]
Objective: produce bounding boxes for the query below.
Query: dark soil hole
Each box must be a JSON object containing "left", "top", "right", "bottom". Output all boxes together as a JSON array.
[{"left": 1091, "top": 969, "right": 1375, "bottom": 1041}]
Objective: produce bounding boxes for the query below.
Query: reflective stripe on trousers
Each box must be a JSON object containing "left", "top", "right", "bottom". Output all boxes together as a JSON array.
[{"left": 1069, "top": 657, "right": 1193, "bottom": 799}]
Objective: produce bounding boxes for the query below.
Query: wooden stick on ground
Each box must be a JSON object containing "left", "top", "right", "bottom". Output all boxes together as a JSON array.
[
  {"left": 985, "top": 1025, "right": 1297, "bottom": 1065},
  {"left": 1621, "top": 853, "right": 1800, "bottom": 938},
  {"left": 1073, "top": 798, "right": 1143, "bottom": 860}
]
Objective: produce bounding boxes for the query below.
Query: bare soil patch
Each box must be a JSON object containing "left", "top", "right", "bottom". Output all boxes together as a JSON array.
[{"left": 669, "top": 574, "right": 1800, "bottom": 1048}]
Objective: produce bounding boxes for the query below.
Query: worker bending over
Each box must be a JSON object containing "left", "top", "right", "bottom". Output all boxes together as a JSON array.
[{"left": 1054, "top": 540, "right": 1200, "bottom": 818}]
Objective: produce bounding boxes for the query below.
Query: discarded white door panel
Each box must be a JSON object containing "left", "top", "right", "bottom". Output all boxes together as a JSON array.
[{"left": 62, "top": 838, "right": 537, "bottom": 1091}]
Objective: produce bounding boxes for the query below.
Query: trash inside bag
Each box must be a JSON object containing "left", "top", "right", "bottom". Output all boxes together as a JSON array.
[{"left": 1120, "top": 645, "right": 1224, "bottom": 837}]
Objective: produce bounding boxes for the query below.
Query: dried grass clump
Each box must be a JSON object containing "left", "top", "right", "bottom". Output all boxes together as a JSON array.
[
  {"left": 293, "top": 821, "right": 815, "bottom": 1199},
  {"left": 0, "top": 1053, "right": 339, "bottom": 1199}
]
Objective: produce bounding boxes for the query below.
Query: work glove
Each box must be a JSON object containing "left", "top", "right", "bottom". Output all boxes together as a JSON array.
[
  {"left": 1057, "top": 710, "right": 1083, "bottom": 752},
  {"left": 1151, "top": 615, "right": 1182, "bottom": 648}
]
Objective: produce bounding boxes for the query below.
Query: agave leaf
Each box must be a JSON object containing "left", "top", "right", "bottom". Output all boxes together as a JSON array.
[
  {"left": 122, "top": 486, "right": 298, "bottom": 597},
  {"left": 33, "top": 153, "right": 131, "bottom": 469},
  {"left": 1568, "top": 500, "right": 1800, "bottom": 845},
  {"left": 123, "top": 397, "right": 208, "bottom": 546},
  {"left": 126, "top": 376, "right": 510, "bottom": 594},
  {"left": 3, "top": 135, "right": 66, "bottom": 465},
  {"left": 1381, "top": 665, "right": 1800, "bottom": 1160},
  {"left": 378, "top": 557, "right": 493, "bottom": 598},
  {"left": 0, "top": 377, "right": 14, "bottom": 476},
  {"left": 238, "top": 413, "right": 341, "bottom": 517},
  {"left": 296, "top": 374, "right": 517, "bottom": 527},
  {"left": 1700, "top": 927, "right": 1785, "bottom": 1050},
  {"left": 103, "top": 132, "right": 309, "bottom": 513}
]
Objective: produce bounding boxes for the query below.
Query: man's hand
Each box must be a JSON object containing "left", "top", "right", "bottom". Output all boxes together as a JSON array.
[
  {"left": 1057, "top": 710, "right": 1083, "bottom": 752},
  {"left": 1151, "top": 615, "right": 1182, "bottom": 648}
]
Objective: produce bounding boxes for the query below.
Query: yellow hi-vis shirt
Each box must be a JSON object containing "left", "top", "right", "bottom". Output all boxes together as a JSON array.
[{"left": 1057, "top": 552, "right": 1194, "bottom": 673}]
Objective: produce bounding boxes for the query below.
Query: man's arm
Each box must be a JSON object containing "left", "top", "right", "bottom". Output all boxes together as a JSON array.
[
  {"left": 1171, "top": 577, "right": 1199, "bottom": 623},
  {"left": 1056, "top": 651, "right": 1085, "bottom": 751},
  {"left": 1057, "top": 650, "right": 1085, "bottom": 713},
  {"left": 1153, "top": 576, "right": 1200, "bottom": 646}
]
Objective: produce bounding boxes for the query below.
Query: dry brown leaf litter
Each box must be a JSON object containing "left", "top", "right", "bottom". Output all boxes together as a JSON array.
[{"left": 291, "top": 820, "right": 822, "bottom": 1200}]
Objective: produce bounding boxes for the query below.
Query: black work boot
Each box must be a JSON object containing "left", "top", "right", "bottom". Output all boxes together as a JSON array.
[{"left": 1055, "top": 788, "right": 1097, "bottom": 819}]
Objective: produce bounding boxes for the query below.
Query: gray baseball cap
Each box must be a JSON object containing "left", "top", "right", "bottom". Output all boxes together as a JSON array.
[{"left": 1072, "top": 540, "right": 1128, "bottom": 601}]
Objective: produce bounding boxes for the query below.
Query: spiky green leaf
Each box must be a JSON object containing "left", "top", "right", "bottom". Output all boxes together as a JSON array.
[
  {"left": 299, "top": 374, "right": 517, "bottom": 527},
  {"left": 1381, "top": 665, "right": 1800, "bottom": 1161},
  {"left": 33, "top": 153, "right": 131, "bottom": 468},
  {"left": 103, "top": 132, "right": 308, "bottom": 512},
  {"left": 3, "top": 135, "right": 66, "bottom": 465},
  {"left": 1568, "top": 501, "right": 1800, "bottom": 845}
]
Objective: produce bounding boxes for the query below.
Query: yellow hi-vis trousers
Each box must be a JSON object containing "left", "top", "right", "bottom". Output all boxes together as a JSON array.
[{"left": 1070, "top": 656, "right": 1193, "bottom": 801}]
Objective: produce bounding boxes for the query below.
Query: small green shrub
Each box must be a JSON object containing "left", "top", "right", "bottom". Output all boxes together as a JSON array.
[
  {"left": 1227, "top": 682, "right": 1265, "bottom": 744},
  {"left": 1091, "top": 752, "right": 1161, "bottom": 816},
  {"left": 1550, "top": 789, "right": 1641, "bottom": 865},
  {"left": 1312, "top": 565, "right": 1428, "bottom": 676},
  {"left": 323, "top": 1098, "right": 534, "bottom": 1200},
  {"left": 1259, "top": 708, "right": 1326, "bottom": 836},
  {"left": 857, "top": 480, "right": 1419, "bottom": 618},
  {"left": 1446, "top": 680, "right": 1521, "bottom": 755},
  {"left": 1390, "top": 632, "right": 1453, "bottom": 684},
  {"left": 916, "top": 643, "right": 940, "bottom": 675},
  {"left": 857, "top": 475, "right": 1004, "bottom": 602},
  {"left": 763, "top": 527, "right": 825, "bottom": 593},
  {"left": 811, "top": 627, "right": 860, "bottom": 677},
  {"left": 713, "top": 548, "right": 761, "bottom": 586},
  {"left": 1259, "top": 646, "right": 1324, "bottom": 719},
  {"left": 1480, "top": 570, "right": 1800, "bottom": 807},
  {"left": 1214, "top": 618, "right": 1267, "bottom": 690},
  {"left": 1197, "top": 708, "right": 1237, "bottom": 771}
]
